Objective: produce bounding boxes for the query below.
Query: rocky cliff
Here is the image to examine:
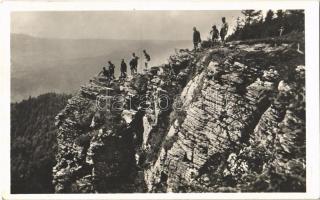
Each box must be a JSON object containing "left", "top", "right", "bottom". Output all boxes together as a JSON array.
[{"left": 53, "top": 38, "right": 305, "bottom": 193}]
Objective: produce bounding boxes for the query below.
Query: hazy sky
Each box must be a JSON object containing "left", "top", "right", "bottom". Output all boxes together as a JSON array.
[{"left": 11, "top": 11, "right": 242, "bottom": 40}]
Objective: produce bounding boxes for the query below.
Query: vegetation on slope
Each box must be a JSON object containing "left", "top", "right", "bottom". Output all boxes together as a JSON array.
[
  {"left": 228, "top": 10, "right": 304, "bottom": 41},
  {"left": 11, "top": 93, "right": 71, "bottom": 193}
]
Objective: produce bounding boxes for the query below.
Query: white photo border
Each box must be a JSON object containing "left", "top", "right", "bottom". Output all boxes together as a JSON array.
[{"left": 0, "top": 0, "right": 319, "bottom": 199}]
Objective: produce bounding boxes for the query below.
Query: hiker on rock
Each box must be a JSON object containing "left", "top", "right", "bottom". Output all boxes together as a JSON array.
[
  {"left": 193, "top": 27, "right": 201, "bottom": 51},
  {"left": 120, "top": 59, "right": 127, "bottom": 78},
  {"left": 108, "top": 61, "right": 115, "bottom": 79},
  {"left": 210, "top": 25, "right": 219, "bottom": 46},
  {"left": 143, "top": 49, "right": 151, "bottom": 69},
  {"left": 130, "top": 53, "right": 139, "bottom": 75},
  {"left": 279, "top": 26, "right": 284, "bottom": 36},
  {"left": 220, "top": 17, "right": 229, "bottom": 44},
  {"left": 129, "top": 58, "right": 135, "bottom": 75},
  {"left": 98, "top": 67, "right": 110, "bottom": 78}
]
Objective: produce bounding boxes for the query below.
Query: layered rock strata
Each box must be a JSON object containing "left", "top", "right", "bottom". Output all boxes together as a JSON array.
[{"left": 53, "top": 42, "right": 305, "bottom": 193}]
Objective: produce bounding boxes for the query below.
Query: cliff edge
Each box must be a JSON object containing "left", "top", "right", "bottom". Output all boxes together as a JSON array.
[{"left": 53, "top": 38, "right": 305, "bottom": 193}]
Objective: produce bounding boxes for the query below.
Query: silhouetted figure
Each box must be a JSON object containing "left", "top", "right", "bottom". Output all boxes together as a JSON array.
[
  {"left": 120, "top": 59, "right": 127, "bottom": 78},
  {"left": 130, "top": 53, "right": 139, "bottom": 75},
  {"left": 129, "top": 59, "right": 135, "bottom": 75},
  {"left": 210, "top": 25, "right": 219, "bottom": 46},
  {"left": 193, "top": 27, "right": 201, "bottom": 51},
  {"left": 98, "top": 67, "right": 110, "bottom": 78},
  {"left": 220, "top": 17, "right": 229, "bottom": 44},
  {"left": 143, "top": 49, "right": 151, "bottom": 69},
  {"left": 279, "top": 26, "right": 284, "bottom": 36},
  {"left": 108, "top": 61, "right": 115, "bottom": 79}
]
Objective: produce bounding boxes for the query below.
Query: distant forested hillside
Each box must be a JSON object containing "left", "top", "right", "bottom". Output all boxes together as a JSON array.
[{"left": 11, "top": 93, "right": 71, "bottom": 193}]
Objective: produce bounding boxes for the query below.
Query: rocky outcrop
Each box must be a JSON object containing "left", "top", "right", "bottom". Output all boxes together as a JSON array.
[
  {"left": 53, "top": 41, "right": 305, "bottom": 193},
  {"left": 52, "top": 49, "right": 198, "bottom": 193}
]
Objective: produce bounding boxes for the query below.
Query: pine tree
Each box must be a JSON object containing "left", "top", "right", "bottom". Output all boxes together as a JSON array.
[
  {"left": 241, "top": 10, "right": 262, "bottom": 25},
  {"left": 265, "top": 10, "right": 274, "bottom": 23},
  {"left": 276, "top": 10, "right": 284, "bottom": 20},
  {"left": 284, "top": 10, "right": 304, "bottom": 33}
]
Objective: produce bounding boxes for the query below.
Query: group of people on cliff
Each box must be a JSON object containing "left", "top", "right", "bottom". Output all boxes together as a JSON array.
[
  {"left": 193, "top": 17, "right": 229, "bottom": 50},
  {"left": 98, "top": 50, "right": 151, "bottom": 80},
  {"left": 98, "top": 17, "right": 229, "bottom": 80}
]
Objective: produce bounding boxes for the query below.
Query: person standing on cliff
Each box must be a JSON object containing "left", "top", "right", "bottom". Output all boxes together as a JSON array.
[
  {"left": 279, "top": 26, "right": 285, "bottom": 36},
  {"left": 130, "top": 53, "right": 139, "bottom": 75},
  {"left": 210, "top": 25, "right": 219, "bottom": 46},
  {"left": 108, "top": 61, "right": 115, "bottom": 79},
  {"left": 220, "top": 17, "right": 229, "bottom": 44},
  {"left": 120, "top": 59, "right": 127, "bottom": 78},
  {"left": 143, "top": 49, "right": 151, "bottom": 70},
  {"left": 193, "top": 27, "right": 201, "bottom": 51},
  {"left": 129, "top": 57, "right": 135, "bottom": 75}
]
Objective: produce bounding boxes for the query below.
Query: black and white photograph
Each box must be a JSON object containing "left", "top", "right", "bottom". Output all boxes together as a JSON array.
[{"left": 1, "top": 0, "right": 319, "bottom": 198}]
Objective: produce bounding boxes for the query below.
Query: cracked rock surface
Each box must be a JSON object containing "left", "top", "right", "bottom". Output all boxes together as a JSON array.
[{"left": 53, "top": 42, "right": 305, "bottom": 193}]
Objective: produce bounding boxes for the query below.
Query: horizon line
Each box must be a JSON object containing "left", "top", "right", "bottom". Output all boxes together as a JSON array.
[{"left": 11, "top": 33, "right": 190, "bottom": 42}]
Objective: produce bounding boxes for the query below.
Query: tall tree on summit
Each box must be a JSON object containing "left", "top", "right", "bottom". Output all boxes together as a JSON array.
[
  {"left": 276, "top": 9, "right": 285, "bottom": 20},
  {"left": 241, "top": 10, "right": 262, "bottom": 25},
  {"left": 264, "top": 10, "right": 274, "bottom": 24}
]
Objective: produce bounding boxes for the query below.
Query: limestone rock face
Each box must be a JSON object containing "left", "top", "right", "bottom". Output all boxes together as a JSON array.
[
  {"left": 143, "top": 43, "right": 305, "bottom": 192},
  {"left": 53, "top": 42, "right": 305, "bottom": 193},
  {"left": 53, "top": 76, "right": 146, "bottom": 193}
]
